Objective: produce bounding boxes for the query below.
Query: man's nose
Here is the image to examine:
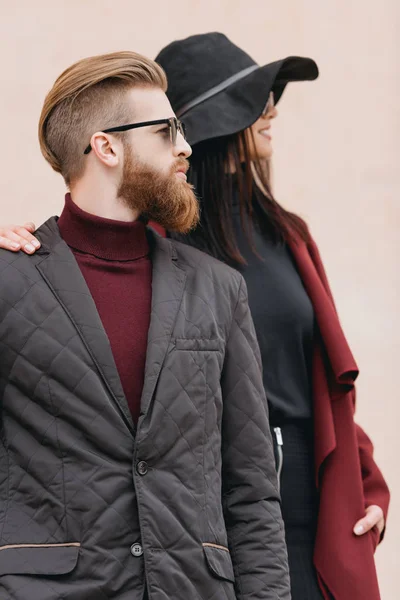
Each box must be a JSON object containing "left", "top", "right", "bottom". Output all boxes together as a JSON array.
[{"left": 174, "top": 132, "right": 192, "bottom": 158}]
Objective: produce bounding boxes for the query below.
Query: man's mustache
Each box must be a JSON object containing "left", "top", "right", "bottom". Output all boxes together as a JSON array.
[{"left": 172, "top": 158, "right": 190, "bottom": 175}]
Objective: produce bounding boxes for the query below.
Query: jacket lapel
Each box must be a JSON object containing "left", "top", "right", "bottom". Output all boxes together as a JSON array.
[
  {"left": 34, "top": 218, "right": 134, "bottom": 433},
  {"left": 139, "top": 233, "right": 187, "bottom": 418}
]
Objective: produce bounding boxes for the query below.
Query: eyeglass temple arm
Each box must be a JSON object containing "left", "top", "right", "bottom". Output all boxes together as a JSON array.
[{"left": 83, "top": 119, "right": 174, "bottom": 154}]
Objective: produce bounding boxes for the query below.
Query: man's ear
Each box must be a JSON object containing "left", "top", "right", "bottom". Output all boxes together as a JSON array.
[{"left": 90, "top": 132, "right": 121, "bottom": 168}]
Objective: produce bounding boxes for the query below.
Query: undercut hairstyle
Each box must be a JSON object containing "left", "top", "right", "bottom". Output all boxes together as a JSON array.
[
  {"left": 39, "top": 51, "right": 167, "bottom": 185},
  {"left": 170, "top": 130, "right": 309, "bottom": 266}
]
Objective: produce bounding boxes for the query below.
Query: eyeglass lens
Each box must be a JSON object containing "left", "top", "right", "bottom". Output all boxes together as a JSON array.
[
  {"left": 169, "top": 119, "right": 186, "bottom": 145},
  {"left": 262, "top": 91, "right": 275, "bottom": 117}
]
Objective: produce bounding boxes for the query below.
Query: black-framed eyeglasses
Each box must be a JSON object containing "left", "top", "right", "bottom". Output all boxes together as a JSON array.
[{"left": 83, "top": 117, "right": 187, "bottom": 154}]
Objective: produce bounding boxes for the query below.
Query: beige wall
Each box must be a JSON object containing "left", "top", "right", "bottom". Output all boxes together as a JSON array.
[{"left": 1, "top": 1, "right": 399, "bottom": 597}]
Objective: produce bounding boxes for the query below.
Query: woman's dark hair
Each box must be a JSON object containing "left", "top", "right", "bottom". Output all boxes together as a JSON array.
[{"left": 170, "top": 130, "right": 309, "bottom": 267}]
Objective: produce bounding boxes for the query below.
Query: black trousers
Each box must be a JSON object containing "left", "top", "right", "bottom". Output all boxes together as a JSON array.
[{"left": 273, "top": 419, "right": 325, "bottom": 600}]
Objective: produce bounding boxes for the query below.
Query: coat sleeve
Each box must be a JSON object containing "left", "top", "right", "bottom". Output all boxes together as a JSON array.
[
  {"left": 355, "top": 421, "right": 390, "bottom": 540},
  {"left": 308, "top": 235, "right": 391, "bottom": 532},
  {"left": 221, "top": 276, "right": 291, "bottom": 600}
]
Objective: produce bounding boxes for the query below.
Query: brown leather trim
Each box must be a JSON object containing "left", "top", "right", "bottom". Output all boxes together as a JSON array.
[
  {"left": 0, "top": 542, "right": 81, "bottom": 551},
  {"left": 202, "top": 542, "right": 229, "bottom": 552}
]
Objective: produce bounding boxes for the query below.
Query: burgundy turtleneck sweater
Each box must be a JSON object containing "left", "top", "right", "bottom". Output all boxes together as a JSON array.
[{"left": 58, "top": 193, "right": 152, "bottom": 424}]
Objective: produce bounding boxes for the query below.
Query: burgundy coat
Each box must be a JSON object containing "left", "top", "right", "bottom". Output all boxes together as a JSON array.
[{"left": 287, "top": 234, "right": 390, "bottom": 600}]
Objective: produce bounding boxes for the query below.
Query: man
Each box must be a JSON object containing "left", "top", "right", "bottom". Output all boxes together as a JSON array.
[{"left": 0, "top": 52, "right": 290, "bottom": 599}]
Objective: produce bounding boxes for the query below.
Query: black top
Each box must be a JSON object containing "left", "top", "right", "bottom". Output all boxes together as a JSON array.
[{"left": 232, "top": 203, "right": 315, "bottom": 425}]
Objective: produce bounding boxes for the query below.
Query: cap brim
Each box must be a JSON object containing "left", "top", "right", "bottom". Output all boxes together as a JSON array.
[{"left": 181, "top": 56, "right": 319, "bottom": 146}]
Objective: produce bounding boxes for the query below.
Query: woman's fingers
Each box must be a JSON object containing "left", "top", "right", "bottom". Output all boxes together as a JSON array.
[
  {"left": 353, "top": 505, "right": 385, "bottom": 535},
  {"left": 0, "top": 224, "right": 40, "bottom": 253},
  {"left": 0, "top": 234, "right": 23, "bottom": 251},
  {"left": 23, "top": 222, "right": 37, "bottom": 232}
]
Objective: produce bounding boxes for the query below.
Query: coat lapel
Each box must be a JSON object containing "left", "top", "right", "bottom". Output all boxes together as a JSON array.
[
  {"left": 287, "top": 235, "right": 359, "bottom": 391},
  {"left": 139, "top": 233, "right": 187, "bottom": 418},
  {"left": 288, "top": 234, "right": 359, "bottom": 472},
  {"left": 34, "top": 218, "right": 134, "bottom": 433}
]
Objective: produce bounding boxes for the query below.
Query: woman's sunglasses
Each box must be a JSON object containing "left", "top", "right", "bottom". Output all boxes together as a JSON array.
[{"left": 261, "top": 91, "right": 275, "bottom": 117}]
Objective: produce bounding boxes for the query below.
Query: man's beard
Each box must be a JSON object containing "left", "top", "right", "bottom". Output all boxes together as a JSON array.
[{"left": 117, "top": 151, "right": 200, "bottom": 233}]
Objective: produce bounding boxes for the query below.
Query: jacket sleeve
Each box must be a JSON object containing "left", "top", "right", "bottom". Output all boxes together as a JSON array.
[
  {"left": 221, "top": 276, "right": 291, "bottom": 600},
  {"left": 356, "top": 421, "right": 390, "bottom": 540}
]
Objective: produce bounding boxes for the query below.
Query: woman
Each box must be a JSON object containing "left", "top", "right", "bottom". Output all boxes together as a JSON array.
[{"left": 0, "top": 33, "right": 390, "bottom": 600}]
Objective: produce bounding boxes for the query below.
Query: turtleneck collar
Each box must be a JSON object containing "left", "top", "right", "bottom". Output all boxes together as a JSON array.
[{"left": 58, "top": 193, "right": 149, "bottom": 261}]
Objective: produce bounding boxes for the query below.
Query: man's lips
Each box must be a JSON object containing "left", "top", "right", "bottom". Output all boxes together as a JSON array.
[{"left": 175, "top": 167, "right": 188, "bottom": 180}]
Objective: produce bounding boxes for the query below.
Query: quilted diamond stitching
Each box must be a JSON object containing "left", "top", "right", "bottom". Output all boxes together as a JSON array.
[{"left": 0, "top": 228, "right": 290, "bottom": 599}]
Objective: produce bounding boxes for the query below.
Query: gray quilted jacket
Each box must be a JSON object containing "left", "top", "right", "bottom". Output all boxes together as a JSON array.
[{"left": 0, "top": 218, "right": 290, "bottom": 600}]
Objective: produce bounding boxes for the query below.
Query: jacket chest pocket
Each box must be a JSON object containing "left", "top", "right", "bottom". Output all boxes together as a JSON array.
[
  {"left": 171, "top": 338, "right": 224, "bottom": 404},
  {"left": 173, "top": 338, "right": 224, "bottom": 353},
  {"left": 163, "top": 338, "right": 225, "bottom": 430}
]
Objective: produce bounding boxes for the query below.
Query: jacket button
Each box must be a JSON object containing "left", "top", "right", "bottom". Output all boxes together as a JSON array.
[
  {"left": 136, "top": 461, "right": 148, "bottom": 476},
  {"left": 130, "top": 543, "right": 143, "bottom": 557}
]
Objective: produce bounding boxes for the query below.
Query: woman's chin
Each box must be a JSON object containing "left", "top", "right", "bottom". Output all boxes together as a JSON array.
[{"left": 252, "top": 145, "right": 273, "bottom": 161}]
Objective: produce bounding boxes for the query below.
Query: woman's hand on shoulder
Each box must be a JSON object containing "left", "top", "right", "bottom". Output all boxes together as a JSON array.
[{"left": 0, "top": 222, "right": 40, "bottom": 253}]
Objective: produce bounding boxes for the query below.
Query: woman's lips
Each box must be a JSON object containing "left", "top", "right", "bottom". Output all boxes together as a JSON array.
[{"left": 259, "top": 128, "right": 272, "bottom": 139}]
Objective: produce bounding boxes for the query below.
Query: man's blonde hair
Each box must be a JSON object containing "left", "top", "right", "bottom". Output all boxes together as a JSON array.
[{"left": 39, "top": 51, "right": 167, "bottom": 185}]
